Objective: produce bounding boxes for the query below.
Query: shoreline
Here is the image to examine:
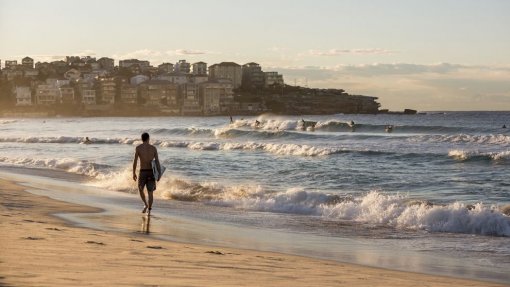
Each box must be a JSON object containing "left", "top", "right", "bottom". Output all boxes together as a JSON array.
[{"left": 0, "top": 172, "right": 508, "bottom": 286}]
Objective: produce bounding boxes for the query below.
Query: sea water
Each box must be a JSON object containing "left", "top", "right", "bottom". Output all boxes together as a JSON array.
[{"left": 1, "top": 112, "right": 509, "bottom": 282}]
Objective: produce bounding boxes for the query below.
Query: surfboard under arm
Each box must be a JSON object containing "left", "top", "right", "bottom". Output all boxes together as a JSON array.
[{"left": 152, "top": 160, "right": 166, "bottom": 180}]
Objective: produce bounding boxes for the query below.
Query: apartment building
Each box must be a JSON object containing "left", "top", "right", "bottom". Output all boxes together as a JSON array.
[{"left": 208, "top": 62, "right": 242, "bottom": 88}]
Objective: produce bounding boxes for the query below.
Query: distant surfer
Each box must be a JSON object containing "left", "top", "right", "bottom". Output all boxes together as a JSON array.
[
  {"left": 385, "top": 125, "right": 394, "bottom": 133},
  {"left": 348, "top": 120, "right": 356, "bottom": 132},
  {"left": 84, "top": 137, "right": 92, "bottom": 144},
  {"left": 133, "top": 132, "right": 162, "bottom": 215},
  {"left": 230, "top": 115, "right": 233, "bottom": 124},
  {"left": 255, "top": 120, "right": 260, "bottom": 127},
  {"left": 503, "top": 125, "right": 507, "bottom": 129}
]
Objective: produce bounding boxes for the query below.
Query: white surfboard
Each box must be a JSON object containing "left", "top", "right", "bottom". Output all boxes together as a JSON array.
[{"left": 151, "top": 160, "right": 166, "bottom": 181}]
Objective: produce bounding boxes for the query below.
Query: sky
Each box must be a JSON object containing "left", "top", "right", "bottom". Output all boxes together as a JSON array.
[{"left": 1, "top": 0, "right": 509, "bottom": 111}]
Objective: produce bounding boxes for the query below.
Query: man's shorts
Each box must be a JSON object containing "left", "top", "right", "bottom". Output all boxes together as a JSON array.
[{"left": 138, "top": 169, "right": 156, "bottom": 192}]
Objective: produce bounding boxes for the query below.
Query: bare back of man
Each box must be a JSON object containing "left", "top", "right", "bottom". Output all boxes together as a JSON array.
[
  {"left": 133, "top": 133, "right": 161, "bottom": 215},
  {"left": 135, "top": 143, "right": 158, "bottom": 170}
]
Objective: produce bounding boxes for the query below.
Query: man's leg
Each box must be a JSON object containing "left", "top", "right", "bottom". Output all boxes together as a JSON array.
[
  {"left": 147, "top": 191, "right": 154, "bottom": 214},
  {"left": 146, "top": 178, "right": 156, "bottom": 215},
  {"left": 138, "top": 186, "right": 148, "bottom": 213}
]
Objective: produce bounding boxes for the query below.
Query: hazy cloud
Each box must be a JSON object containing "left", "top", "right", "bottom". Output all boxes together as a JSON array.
[
  {"left": 338, "top": 63, "right": 467, "bottom": 76},
  {"left": 309, "top": 48, "right": 396, "bottom": 56},
  {"left": 167, "top": 49, "right": 213, "bottom": 55},
  {"left": 113, "top": 49, "right": 162, "bottom": 60},
  {"left": 267, "top": 47, "right": 289, "bottom": 53}
]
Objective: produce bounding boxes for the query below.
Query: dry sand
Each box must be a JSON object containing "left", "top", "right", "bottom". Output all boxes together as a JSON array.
[{"left": 0, "top": 178, "right": 507, "bottom": 287}]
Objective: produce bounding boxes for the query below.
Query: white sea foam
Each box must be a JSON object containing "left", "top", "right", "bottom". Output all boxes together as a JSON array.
[
  {"left": 411, "top": 134, "right": 510, "bottom": 146},
  {"left": 0, "top": 119, "right": 18, "bottom": 124},
  {"left": 227, "top": 119, "right": 299, "bottom": 131},
  {"left": 5, "top": 155, "right": 508, "bottom": 237},
  {"left": 86, "top": 167, "right": 510, "bottom": 237},
  {"left": 321, "top": 191, "right": 510, "bottom": 236},
  {"left": 0, "top": 156, "right": 104, "bottom": 177},
  {"left": 92, "top": 169, "right": 510, "bottom": 237},
  {"left": 159, "top": 140, "right": 342, "bottom": 156},
  {"left": 0, "top": 136, "right": 139, "bottom": 145},
  {"left": 448, "top": 150, "right": 510, "bottom": 161},
  {"left": 0, "top": 135, "right": 343, "bottom": 157}
]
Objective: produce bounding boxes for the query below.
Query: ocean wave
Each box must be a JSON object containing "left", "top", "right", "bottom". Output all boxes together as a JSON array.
[
  {"left": 0, "top": 156, "right": 110, "bottom": 177},
  {"left": 164, "top": 141, "right": 345, "bottom": 156},
  {"left": 448, "top": 150, "right": 510, "bottom": 161},
  {"left": 149, "top": 127, "right": 215, "bottom": 137},
  {"left": 0, "top": 136, "right": 139, "bottom": 145},
  {"left": 4, "top": 157, "right": 508, "bottom": 237},
  {"left": 230, "top": 118, "right": 472, "bottom": 134},
  {"left": 0, "top": 135, "right": 415, "bottom": 157},
  {"left": 0, "top": 119, "right": 18, "bottom": 124},
  {"left": 321, "top": 191, "right": 510, "bottom": 236},
  {"left": 412, "top": 134, "right": 510, "bottom": 146},
  {"left": 91, "top": 169, "right": 510, "bottom": 237}
]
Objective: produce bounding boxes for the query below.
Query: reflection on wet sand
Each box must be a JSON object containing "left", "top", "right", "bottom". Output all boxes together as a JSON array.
[{"left": 141, "top": 215, "right": 151, "bottom": 234}]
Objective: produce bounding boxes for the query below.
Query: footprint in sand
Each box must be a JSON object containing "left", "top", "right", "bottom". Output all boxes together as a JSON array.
[
  {"left": 22, "top": 219, "right": 46, "bottom": 224},
  {"left": 45, "top": 227, "right": 64, "bottom": 231},
  {"left": 130, "top": 239, "right": 144, "bottom": 242},
  {"left": 205, "top": 251, "right": 225, "bottom": 255},
  {"left": 23, "top": 236, "right": 44, "bottom": 240},
  {"left": 146, "top": 246, "right": 164, "bottom": 249},
  {"left": 85, "top": 241, "right": 105, "bottom": 245}
]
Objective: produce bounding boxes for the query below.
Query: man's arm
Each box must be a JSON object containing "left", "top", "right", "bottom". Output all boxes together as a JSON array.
[
  {"left": 154, "top": 148, "right": 162, "bottom": 181},
  {"left": 132, "top": 148, "right": 138, "bottom": 181}
]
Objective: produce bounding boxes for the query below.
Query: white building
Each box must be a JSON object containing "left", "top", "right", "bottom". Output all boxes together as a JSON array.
[
  {"left": 264, "top": 71, "right": 284, "bottom": 87},
  {"left": 208, "top": 62, "right": 242, "bottom": 88},
  {"left": 21, "top": 57, "right": 34, "bottom": 69},
  {"left": 199, "top": 82, "right": 223, "bottom": 115},
  {"left": 180, "top": 83, "right": 201, "bottom": 115},
  {"left": 36, "top": 84, "right": 60, "bottom": 105},
  {"left": 81, "top": 89, "right": 96, "bottom": 105},
  {"left": 119, "top": 59, "right": 150, "bottom": 71},
  {"left": 59, "top": 86, "right": 75, "bottom": 104},
  {"left": 175, "top": 60, "right": 191, "bottom": 74},
  {"left": 192, "top": 62, "right": 207, "bottom": 75},
  {"left": 15, "top": 86, "right": 32, "bottom": 106},
  {"left": 99, "top": 77, "right": 116, "bottom": 104},
  {"left": 158, "top": 63, "right": 174, "bottom": 73},
  {"left": 4, "top": 60, "right": 17, "bottom": 70},
  {"left": 120, "top": 84, "right": 138, "bottom": 105}
]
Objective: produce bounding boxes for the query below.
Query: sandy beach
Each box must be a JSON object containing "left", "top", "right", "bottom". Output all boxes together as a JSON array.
[{"left": 0, "top": 176, "right": 507, "bottom": 287}]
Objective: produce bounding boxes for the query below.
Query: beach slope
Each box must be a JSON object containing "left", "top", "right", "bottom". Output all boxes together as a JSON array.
[{"left": 0, "top": 178, "right": 506, "bottom": 287}]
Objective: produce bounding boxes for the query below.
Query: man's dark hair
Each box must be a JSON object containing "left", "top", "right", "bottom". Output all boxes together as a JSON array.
[{"left": 141, "top": 132, "right": 150, "bottom": 142}]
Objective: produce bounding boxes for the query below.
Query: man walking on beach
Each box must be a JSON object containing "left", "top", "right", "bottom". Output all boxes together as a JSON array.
[{"left": 133, "top": 132, "right": 161, "bottom": 215}]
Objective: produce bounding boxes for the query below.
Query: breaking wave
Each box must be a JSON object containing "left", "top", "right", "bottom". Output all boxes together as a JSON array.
[
  {"left": 448, "top": 150, "right": 510, "bottom": 161},
  {"left": 0, "top": 119, "right": 18, "bottom": 124},
  {"left": 0, "top": 156, "right": 111, "bottom": 177},
  {"left": 3, "top": 155, "right": 509, "bottom": 237},
  {"left": 0, "top": 136, "right": 347, "bottom": 156},
  {"left": 230, "top": 118, "right": 475, "bottom": 134},
  {"left": 91, "top": 168, "right": 510, "bottom": 237},
  {"left": 0, "top": 136, "right": 139, "bottom": 145},
  {"left": 148, "top": 127, "right": 215, "bottom": 137}
]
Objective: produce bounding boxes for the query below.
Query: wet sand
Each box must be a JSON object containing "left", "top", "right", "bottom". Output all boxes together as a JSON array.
[{"left": 0, "top": 177, "right": 507, "bottom": 287}]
